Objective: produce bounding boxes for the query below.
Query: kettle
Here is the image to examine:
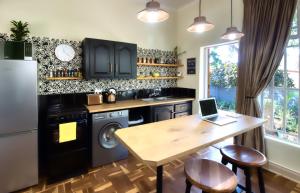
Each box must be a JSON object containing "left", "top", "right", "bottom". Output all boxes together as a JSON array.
[{"left": 106, "top": 88, "right": 117, "bottom": 103}]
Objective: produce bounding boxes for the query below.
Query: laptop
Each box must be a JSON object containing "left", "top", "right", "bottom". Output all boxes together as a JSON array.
[{"left": 199, "top": 98, "right": 237, "bottom": 126}]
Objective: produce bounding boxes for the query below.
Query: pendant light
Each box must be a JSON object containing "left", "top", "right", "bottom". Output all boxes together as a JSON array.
[
  {"left": 221, "top": 0, "right": 244, "bottom": 40},
  {"left": 137, "top": 0, "right": 169, "bottom": 23},
  {"left": 187, "top": 0, "right": 214, "bottom": 33}
]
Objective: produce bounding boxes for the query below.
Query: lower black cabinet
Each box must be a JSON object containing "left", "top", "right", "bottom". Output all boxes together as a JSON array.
[
  {"left": 174, "top": 111, "right": 189, "bottom": 118},
  {"left": 150, "top": 101, "right": 193, "bottom": 122},
  {"left": 151, "top": 105, "right": 174, "bottom": 122}
]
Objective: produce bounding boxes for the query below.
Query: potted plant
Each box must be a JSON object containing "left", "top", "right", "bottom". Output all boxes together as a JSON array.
[
  {"left": 4, "top": 20, "right": 32, "bottom": 60},
  {"left": 173, "top": 46, "right": 186, "bottom": 64}
]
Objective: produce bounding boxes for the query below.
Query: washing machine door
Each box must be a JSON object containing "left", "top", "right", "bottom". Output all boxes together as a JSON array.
[{"left": 99, "top": 122, "right": 123, "bottom": 149}]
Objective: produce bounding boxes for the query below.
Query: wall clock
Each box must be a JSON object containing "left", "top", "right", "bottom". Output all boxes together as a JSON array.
[{"left": 55, "top": 44, "right": 75, "bottom": 62}]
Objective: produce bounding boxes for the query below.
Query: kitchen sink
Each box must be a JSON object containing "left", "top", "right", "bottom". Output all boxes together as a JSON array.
[
  {"left": 141, "top": 97, "right": 176, "bottom": 102},
  {"left": 141, "top": 98, "right": 155, "bottom": 102},
  {"left": 155, "top": 97, "right": 173, "bottom": 101}
]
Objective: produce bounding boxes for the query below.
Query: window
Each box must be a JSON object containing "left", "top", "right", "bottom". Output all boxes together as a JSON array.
[
  {"left": 207, "top": 42, "right": 239, "bottom": 112},
  {"left": 261, "top": 10, "right": 300, "bottom": 144}
]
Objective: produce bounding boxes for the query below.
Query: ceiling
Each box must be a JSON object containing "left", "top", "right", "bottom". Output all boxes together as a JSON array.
[{"left": 137, "top": 0, "right": 194, "bottom": 9}]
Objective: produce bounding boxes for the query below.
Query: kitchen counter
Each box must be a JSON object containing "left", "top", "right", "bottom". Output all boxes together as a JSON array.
[
  {"left": 115, "top": 111, "right": 267, "bottom": 166},
  {"left": 86, "top": 97, "right": 195, "bottom": 113}
]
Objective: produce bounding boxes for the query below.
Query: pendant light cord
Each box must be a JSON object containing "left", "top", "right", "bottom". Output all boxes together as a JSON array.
[
  {"left": 230, "top": 0, "right": 233, "bottom": 27},
  {"left": 199, "top": 0, "right": 202, "bottom": 16}
]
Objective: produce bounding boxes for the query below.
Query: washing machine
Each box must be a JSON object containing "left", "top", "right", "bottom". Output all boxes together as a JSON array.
[{"left": 92, "top": 110, "right": 129, "bottom": 167}]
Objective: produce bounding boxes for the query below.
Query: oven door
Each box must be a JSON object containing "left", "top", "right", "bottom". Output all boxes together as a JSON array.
[{"left": 47, "top": 119, "right": 87, "bottom": 154}]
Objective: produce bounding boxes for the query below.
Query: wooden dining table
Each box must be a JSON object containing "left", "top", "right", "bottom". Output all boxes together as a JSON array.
[{"left": 115, "top": 111, "right": 266, "bottom": 193}]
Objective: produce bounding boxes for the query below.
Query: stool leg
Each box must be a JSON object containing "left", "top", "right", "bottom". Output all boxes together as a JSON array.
[
  {"left": 244, "top": 168, "right": 252, "bottom": 193},
  {"left": 185, "top": 179, "right": 192, "bottom": 193},
  {"left": 232, "top": 164, "right": 237, "bottom": 174},
  {"left": 221, "top": 157, "right": 228, "bottom": 165},
  {"left": 257, "top": 168, "right": 266, "bottom": 193}
]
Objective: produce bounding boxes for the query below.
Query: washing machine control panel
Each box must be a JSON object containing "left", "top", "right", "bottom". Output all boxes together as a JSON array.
[{"left": 93, "top": 110, "right": 128, "bottom": 120}]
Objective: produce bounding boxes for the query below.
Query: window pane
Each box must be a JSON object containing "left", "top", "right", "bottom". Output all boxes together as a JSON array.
[
  {"left": 273, "top": 89, "right": 285, "bottom": 133},
  {"left": 290, "top": 11, "right": 298, "bottom": 36},
  {"left": 286, "top": 46, "right": 299, "bottom": 89},
  {"left": 274, "top": 70, "right": 285, "bottom": 88},
  {"left": 263, "top": 88, "right": 274, "bottom": 136},
  {"left": 288, "top": 38, "right": 299, "bottom": 47},
  {"left": 286, "top": 90, "right": 299, "bottom": 144},
  {"left": 287, "top": 72, "right": 299, "bottom": 88}
]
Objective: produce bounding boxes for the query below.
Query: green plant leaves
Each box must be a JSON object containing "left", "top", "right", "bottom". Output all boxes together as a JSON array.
[{"left": 10, "top": 20, "right": 30, "bottom": 41}]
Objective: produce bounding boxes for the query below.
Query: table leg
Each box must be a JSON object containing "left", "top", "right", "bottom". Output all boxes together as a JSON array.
[{"left": 157, "top": 165, "right": 163, "bottom": 193}]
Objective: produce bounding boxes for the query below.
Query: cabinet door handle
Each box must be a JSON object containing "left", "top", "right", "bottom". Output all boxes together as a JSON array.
[{"left": 110, "top": 63, "right": 113, "bottom": 73}]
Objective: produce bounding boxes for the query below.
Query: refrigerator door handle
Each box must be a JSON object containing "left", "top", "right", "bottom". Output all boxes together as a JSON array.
[{"left": 0, "top": 129, "right": 37, "bottom": 138}]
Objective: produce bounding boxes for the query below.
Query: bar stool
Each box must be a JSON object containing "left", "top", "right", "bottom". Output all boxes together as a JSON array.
[
  {"left": 220, "top": 145, "right": 267, "bottom": 193},
  {"left": 184, "top": 158, "right": 238, "bottom": 193}
]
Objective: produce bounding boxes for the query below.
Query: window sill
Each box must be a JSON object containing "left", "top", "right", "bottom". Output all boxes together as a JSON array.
[{"left": 264, "top": 135, "right": 300, "bottom": 149}]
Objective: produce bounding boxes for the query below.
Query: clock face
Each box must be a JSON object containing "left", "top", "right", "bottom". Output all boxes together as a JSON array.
[{"left": 55, "top": 44, "right": 75, "bottom": 62}]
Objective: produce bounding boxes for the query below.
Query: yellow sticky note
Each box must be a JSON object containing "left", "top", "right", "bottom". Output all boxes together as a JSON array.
[{"left": 59, "top": 122, "right": 77, "bottom": 143}]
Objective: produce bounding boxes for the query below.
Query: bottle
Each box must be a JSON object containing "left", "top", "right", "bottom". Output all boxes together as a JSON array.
[{"left": 78, "top": 68, "right": 82, "bottom": 78}]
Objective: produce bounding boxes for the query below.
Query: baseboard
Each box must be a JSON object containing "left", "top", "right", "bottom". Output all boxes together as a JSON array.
[{"left": 264, "top": 161, "right": 300, "bottom": 184}]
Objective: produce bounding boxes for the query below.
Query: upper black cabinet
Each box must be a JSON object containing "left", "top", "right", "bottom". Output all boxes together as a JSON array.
[
  {"left": 115, "top": 42, "right": 137, "bottom": 79},
  {"left": 83, "top": 38, "right": 137, "bottom": 80}
]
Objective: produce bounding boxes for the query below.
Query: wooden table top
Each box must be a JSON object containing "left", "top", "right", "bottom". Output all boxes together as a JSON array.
[
  {"left": 86, "top": 98, "right": 194, "bottom": 113},
  {"left": 115, "top": 112, "right": 266, "bottom": 167}
]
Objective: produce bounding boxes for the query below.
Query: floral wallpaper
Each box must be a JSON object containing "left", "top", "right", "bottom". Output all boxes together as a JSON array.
[{"left": 0, "top": 33, "right": 178, "bottom": 95}]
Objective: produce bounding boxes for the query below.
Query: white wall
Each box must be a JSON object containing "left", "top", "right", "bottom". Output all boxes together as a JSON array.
[
  {"left": 265, "top": 137, "right": 300, "bottom": 182},
  {"left": 0, "top": 0, "right": 177, "bottom": 50}
]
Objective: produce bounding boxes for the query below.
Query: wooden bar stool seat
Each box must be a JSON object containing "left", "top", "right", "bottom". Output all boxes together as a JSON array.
[
  {"left": 220, "top": 145, "right": 267, "bottom": 193},
  {"left": 184, "top": 158, "right": 238, "bottom": 193},
  {"left": 220, "top": 145, "right": 267, "bottom": 167}
]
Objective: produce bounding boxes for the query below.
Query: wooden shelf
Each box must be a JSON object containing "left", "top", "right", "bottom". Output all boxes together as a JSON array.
[
  {"left": 137, "top": 76, "right": 183, "bottom": 80},
  {"left": 137, "top": 63, "right": 183, "bottom": 67},
  {"left": 45, "top": 77, "right": 83, "bottom": 81}
]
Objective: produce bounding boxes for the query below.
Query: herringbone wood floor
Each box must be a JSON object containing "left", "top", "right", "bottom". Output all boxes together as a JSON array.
[{"left": 18, "top": 147, "right": 300, "bottom": 193}]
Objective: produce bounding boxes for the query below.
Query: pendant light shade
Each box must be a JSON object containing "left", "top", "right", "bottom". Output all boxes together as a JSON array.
[
  {"left": 221, "top": 26, "right": 244, "bottom": 40},
  {"left": 187, "top": 16, "right": 215, "bottom": 33},
  {"left": 221, "top": 0, "right": 244, "bottom": 40},
  {"left": 137, "top": 0, "right": 169, "bottom": 23},
  {"left": 187, "top": 0, "right": 214, "bottom": 33}
]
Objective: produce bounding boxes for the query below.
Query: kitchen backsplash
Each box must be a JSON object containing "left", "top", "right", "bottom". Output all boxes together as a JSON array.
[{"left": 0, "top": 33, "right": 178, "bottom": 95}]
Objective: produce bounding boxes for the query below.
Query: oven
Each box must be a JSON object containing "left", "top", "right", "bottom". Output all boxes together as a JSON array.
[{"left": 44, "top": 105, "right": 89, "bottom": 182}]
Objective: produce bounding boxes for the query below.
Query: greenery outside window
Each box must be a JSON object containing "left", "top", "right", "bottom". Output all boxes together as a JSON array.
[{"left": 208, "top": 42, "right": 239, "bottom": 112}]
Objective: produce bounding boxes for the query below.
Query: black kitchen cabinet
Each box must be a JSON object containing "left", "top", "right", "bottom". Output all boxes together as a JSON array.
[
  {"left": 115, "top": 42, "right": 137, "bottom": 79},
  {"left": 83, "top": 38, "right": 137, "bottom": 79},
  {"left": 151, "top": 105, "right": 174, "bottom": 122},
  {"left": 150, "top": 101, "right": 192, "bottom": 122}
]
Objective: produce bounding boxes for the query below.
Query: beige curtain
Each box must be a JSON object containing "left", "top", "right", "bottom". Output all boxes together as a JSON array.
[{"left": 235, "top": 0, "right": 298, "bottom": 153}]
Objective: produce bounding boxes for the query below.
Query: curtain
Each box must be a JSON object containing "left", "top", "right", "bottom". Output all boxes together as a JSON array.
[{"left": 235, "top": 0, "right": 298, "bottom": 153}]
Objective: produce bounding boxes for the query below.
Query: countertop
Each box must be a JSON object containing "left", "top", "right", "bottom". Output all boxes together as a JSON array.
[
  {"left": 86, "top": 97, "right": 195, "bottom": 113},
  {"left": 115, "top": 111, "right": 266, "bottom": 166}
]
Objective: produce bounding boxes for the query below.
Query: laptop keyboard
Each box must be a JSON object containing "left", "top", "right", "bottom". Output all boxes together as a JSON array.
[{"left": 206, "top": 116, "right": 219, "bottom": 121}]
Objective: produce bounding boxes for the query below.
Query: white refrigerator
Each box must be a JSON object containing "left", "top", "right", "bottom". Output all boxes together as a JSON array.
[{"left": 0, "top": 60, "right": 38, "bottom": 193}]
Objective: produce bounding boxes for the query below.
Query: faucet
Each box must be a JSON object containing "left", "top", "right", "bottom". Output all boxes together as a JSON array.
[{"left": 149, "top": 88, "right": 161, "bottom": 98}]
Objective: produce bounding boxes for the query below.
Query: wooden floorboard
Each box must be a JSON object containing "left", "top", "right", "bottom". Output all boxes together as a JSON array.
[{"left": 18, "top": 147, "right": 299, "bottom": 193}]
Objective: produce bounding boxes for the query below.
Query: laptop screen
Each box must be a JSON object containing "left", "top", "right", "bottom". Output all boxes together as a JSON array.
[{"left": 199, "top": 98, "right": 218, "bottom": 117}]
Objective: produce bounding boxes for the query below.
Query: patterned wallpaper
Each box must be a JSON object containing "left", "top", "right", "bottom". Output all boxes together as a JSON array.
[{"left": 0, "top": 33, "right": 178, "bottom": 95}]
